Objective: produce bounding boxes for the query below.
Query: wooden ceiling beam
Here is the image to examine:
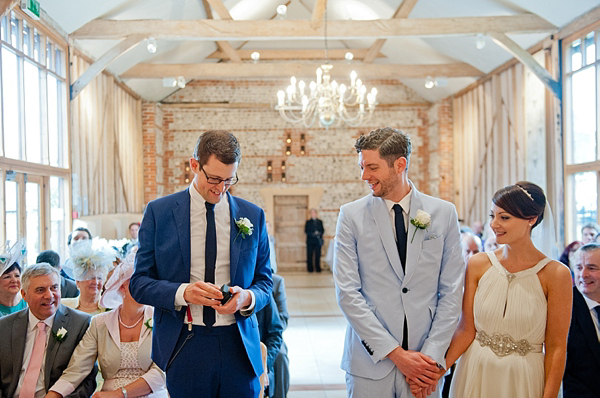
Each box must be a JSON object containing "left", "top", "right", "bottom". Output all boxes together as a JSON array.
[
  {"left": 0, "top": 0, "right": 18, "bottom": 18},
  {"left": 202, "top": 0, "right": 241, "bottom": 63},
  {"left": 206, "top": 48, "right": 385, "bottom": 60},
  {"left": 121, "top": 62, "right": 484, "bottom": 79},
  {"left": 204, "top": 0, "right": 233, "bottom": 20},
  {"left": 71, "top": 15, "right": 556, "bottom": 40},
  {"left": 364, "top": 0, "right": 419, "bottom": 63},
  {"left": 311, "top": 0, "right": 327, "bottom": 29}
]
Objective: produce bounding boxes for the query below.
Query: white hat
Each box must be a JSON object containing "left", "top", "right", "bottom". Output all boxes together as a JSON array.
[{"left": 99, "top": 255, "right": 134, "bottom": 309}]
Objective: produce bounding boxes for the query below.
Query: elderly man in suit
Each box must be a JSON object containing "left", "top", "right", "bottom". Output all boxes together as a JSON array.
[
  {"left": 0, "top": 263, "right": 96, "bottom": 398},
  {"left": 563, "top": 243, "right": 600, "bottom": 397},
  {"left": 130, "top": 130, "right": 272, "bottom": 398},
  {"left": 333, "top": 127, "right": 465, "bottom": 397}
]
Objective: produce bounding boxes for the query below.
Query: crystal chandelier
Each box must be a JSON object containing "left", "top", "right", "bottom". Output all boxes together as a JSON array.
[{"left": 274, "top": 5, "right": 378, "bottom": 129}]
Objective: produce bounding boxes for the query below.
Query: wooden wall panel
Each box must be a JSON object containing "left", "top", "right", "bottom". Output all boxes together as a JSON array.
[{"left": 70, "top": 53, "right": 143, "bottom": 216}]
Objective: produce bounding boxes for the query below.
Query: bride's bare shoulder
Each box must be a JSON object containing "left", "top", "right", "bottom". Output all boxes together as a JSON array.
[{"left": 466, "top": 252, "right": 492, "bottom": 278}]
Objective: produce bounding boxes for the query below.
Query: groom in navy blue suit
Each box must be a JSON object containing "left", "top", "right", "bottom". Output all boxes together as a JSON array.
[{"left": 131, "top": 130, "right": 273, "bottom": 398}]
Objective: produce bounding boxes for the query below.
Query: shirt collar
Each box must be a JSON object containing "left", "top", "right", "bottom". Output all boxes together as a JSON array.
[
  {"left": 189, "top": 183, "right": 229, "bottom": 210},
  {"left": 384, "top": 187, "right": 412, "bottom": 215},
  {"left": 28, "top": 309, "right": 55, "bottom": 332},
  {"left": 582, "top": 293, "right": 600, "bottom": 312}
]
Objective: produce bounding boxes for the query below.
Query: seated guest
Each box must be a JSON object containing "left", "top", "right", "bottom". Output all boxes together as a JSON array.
[
  {"left": 0, "top": 241, "right": 27, "bottom": 317},
  {"left": 272, "top": 273, "right": 290, "bottom": 398},
  {"left": 0, "top": 263, "right": 97, "bottom": 397},
  {"left": 36, "top": 250, "right": 79, "bottom": 299},
  {"left": 560, "top": 241, "right": 583, "bottom": 269},
  {"left": 563, "top": 243, "right": 600, "bottom": 397},
  {"left": 128, "top": 222, "right": 140, "bottom": 241},
  {"left": 47, "top": 257, "right": 167, "bottom": 398},
  {"left": 581, "top": 222, "right": 600, "bottom": 245},
  {"left": 62, "top": 240, "right": 112, "bottom": 315},
  {"left": 256, "top": 295, "right": 284, "bottom": 398},
  {"left": 63, "top": 227, "right": 93, "bottom": 281},
  {"left": 460, "top": 232, "right": 482, "bottom": 263}
]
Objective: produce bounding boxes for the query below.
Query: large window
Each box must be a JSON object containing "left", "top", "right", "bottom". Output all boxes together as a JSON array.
[
  {"left": 0, "top": 10, "right": 70, "bottom": 262},
  {"left": 565, "top": 28, "right": 600, "bottom": 243}
]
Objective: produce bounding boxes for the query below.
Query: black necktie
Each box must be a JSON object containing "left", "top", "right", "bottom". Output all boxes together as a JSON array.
[
  {"left": 204, "top": 202, "right": 217, "bottom": 327},
  {"left": 393, "top": 204, "right": 409, "bottom": 350},
  {"left": 595, "top": 305, "right": 600, "bottom": 322},
  {"left": 393, "top": 204, "right": 407, "bottom": 271}
]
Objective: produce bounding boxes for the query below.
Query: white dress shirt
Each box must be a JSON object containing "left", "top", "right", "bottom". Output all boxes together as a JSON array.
[
  {"left": 14, "top": 311, "right": 55, "bottom": 398},
  {"left": 582, "top": 294, "right": 600, "bottom": 341},
  {"left": 175, "top": 184, "right": 254, "bottom": 326},
  {"left": 385, "top": 188, "right": 412, "bottom": 238}
]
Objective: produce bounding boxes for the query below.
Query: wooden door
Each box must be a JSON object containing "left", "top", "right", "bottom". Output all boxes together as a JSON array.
[{"left": 274, "top": 195, "right": 308, "bottom": 272}]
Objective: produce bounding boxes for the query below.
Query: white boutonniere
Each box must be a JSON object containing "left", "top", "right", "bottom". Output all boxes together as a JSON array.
[
  {"left": 410, "top": 210, "right": 431, "bottom": 243},
  {"left": 234, "top": 217, "right": 253, "bottom": 242},
  {"left": 53, "top": 327, "right": 68, "bottom": 342},
  {"left": 144, "top": 318, "right": 153, "bottom": 330}
]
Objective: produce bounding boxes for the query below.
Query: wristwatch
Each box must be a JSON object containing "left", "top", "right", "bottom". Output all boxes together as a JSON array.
[{"left": 121, "top": 387, "right": 128, "bottom": 398}]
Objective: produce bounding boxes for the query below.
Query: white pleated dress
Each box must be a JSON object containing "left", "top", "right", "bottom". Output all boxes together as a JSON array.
[{"left": 450, "top": 251, "right": 550, "bottom": 398}]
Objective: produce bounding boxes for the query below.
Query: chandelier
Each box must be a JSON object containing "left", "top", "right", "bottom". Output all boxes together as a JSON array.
[{"left": 274, "top": 6, "right": 378, "bottom": 128}]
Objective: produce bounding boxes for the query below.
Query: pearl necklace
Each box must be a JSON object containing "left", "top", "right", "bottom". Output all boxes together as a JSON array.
[{"left": 118, "top": 312, "right": 144, "bottom": 329}]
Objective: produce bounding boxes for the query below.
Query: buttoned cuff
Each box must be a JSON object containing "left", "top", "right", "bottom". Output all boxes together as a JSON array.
[
  {"left": 50, "top": 380, "right": 76, "bottom": 397},
  {"left": 239, "top": 290, "right": 256, "bottom": 316},
  {"left": 175, "top": 283, "right": 189, "bottom": 310}
]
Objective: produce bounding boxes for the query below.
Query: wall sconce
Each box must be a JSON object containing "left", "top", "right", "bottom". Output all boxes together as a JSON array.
[
  {"left": 286, "top": 134, "right": 292, "bottom": 144},
  {"left": 281, "top": 172, "right": 286, "bottom": 182},
  {"left": 281, "top": 161, "right": 286, "bottom": 171},
  {"left": 183, "top": 160, "right": 192, "bottom": 184},
  {"left": 267, "top": 173, "right": 273, "bottom": 182},
  {"left": 300, "top": 146, "right": 306, "bottom": 155},
  {"left": 285, "top": 146, "right": 291, "bottom": 156},
  {"left": 267, "top": 160, "right": 273, "bottom": 171},
  {"left": 300, "top": 133, "right": 306, "bottom": 143}
]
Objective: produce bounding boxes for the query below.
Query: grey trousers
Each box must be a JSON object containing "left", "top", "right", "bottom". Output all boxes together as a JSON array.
[{"left": 346, "top": 367, "right": 441, "bottom": 398}]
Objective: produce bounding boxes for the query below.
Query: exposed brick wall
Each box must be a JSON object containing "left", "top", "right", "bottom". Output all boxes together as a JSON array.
[{"left": 143, "top": 79, "right": 454, "bottom": 236}]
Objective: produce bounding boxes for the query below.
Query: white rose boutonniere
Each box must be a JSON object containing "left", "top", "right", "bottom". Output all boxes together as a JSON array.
[
  {"left": 53, "top": 327, "right": 68, "bottom": 343},
  {"left": 410, "top": 210, "right": 431, "bottom": 243},
  {"left": 144, "top": 318, "right": 153, "bottom": 330},
  {"left": 234, "top": 217, "right": 254, "bottom": 242}
]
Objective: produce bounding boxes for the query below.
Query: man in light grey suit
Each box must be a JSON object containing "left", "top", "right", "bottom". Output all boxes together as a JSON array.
[
  {"left": 334, "top": 127, "right": 465, "bottom": 397},
  {"left": 0, "top": 263, "right": 96, "bottom": 398}
]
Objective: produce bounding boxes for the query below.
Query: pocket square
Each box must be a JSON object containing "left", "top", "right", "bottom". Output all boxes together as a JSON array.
[{"left": 424, "top": 234, "right": 440, "bottom": 241}]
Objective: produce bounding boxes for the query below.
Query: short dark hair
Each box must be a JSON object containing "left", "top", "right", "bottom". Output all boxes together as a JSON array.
[
  {"left": 2, "top": 262, "right": 21, "bottom": 276},
  {"left": 354, "top": 127, "right": 412, "bottom": 168},
  {"left": 36, "top": 250, "right": 61, "bottom": 269},
  {"left": 67, "top": 227, "right": 92, "bottom": 246},
  {"left": 193, "top": 130, "right": 241, "bottom": 167},
  {"left": 577, "top": 242, "right": 600, "bottom": 254},
  {"left": 492, "top": 181, "right": 546, "bottom": 229},
  {"left": 129, "top": 222, "right": 140, "bottom": 229}
]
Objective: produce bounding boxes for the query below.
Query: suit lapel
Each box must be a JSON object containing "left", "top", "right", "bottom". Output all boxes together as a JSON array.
[
  {"left": 404, "top": 185, "right": 425, "bottom": 284},
  {"left": 371, "top": 196, "right": 404, "bottom": 281},
  {"left": 172, "top": 189, "right": 191, "bottom": 279},
  {"left": 45, "top": 306, "right": 69, "bottom": 391},
  {"left": 12, "top": 310, "right": 28, "bottom": 386},
  {"left": 106, "top": 310, "right": 121, "bottom": 349},
  {"left": 574, "top": 288, "right": 600, "bottom": 366},
  {"left": 228, "top": 193, "right": 242, "bottom": 283}
]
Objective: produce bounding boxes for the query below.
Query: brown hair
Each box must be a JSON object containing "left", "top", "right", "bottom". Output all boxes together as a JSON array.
[
  {"left": 193, "top": 130, "right": 241, "bottom": 166},
  {"left": 492, "top": 181, "right": 545, "bottom": 229},
  {"left": 354, "top": 127, "right": 411, "bottom": 168}
]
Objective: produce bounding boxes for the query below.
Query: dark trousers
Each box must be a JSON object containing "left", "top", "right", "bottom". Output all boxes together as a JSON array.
[
  {"left": 306, "top": 241, "right": 322, "bottom": 272},
  {"left": 166, "top": 324, "right": 260, "bottom": 398}
]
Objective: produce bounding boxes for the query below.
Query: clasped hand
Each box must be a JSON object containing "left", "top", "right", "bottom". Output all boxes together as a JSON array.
[
  {"left": 183, "top": 281, "right": 251, "bottom": 314},
  {"left": 387, "top": 347, "right": 445, "bottom": 398}
]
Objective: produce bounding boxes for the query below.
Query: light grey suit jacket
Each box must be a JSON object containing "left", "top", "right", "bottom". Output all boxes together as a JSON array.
[
  {"left": 333, "top": 185, "right": 465, "bottom": 380},
  {"left": 0, "top": 305, "right": 97, "bottom": 398}
]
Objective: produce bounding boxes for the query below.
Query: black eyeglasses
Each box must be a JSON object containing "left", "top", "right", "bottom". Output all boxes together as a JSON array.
[{"left": 200, "top": 166, "right": 238, "bottom": 187}]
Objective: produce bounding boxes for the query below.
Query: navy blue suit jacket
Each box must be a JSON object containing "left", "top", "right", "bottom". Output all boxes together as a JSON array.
[
  {"left": 130, "top": 189, "right": 273, "bottom": 377},
  {"left": 563, "top": 287, "right": 600, "bottom": 397}
]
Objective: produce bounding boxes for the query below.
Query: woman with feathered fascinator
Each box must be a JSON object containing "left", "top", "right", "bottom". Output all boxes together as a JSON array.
[
  {"left": 62, "top": 238, "right": 116, "bottom": 315},
  {"left": 0, "top": 241, "right": 27, "bottom": 317}
]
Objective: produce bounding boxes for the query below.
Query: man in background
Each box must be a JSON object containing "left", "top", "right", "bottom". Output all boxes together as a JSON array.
[{"left": 305, "top": 209, "right": 324, "bottom": 273}]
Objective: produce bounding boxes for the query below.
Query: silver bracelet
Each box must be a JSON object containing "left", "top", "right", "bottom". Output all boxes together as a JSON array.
[{"left": 121, "top": 387, "right": 128, "bottom": 398}]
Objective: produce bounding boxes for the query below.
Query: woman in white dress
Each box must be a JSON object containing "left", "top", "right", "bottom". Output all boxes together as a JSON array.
[
  {"left": 413, "top": 182, "right": 572, "bottom": 398},
  {"left": 46, "top": 256, "right": 167, "bottom": 398}
]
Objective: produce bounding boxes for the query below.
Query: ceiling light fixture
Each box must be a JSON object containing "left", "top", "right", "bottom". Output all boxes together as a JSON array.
[
  {"left": 147, "top": 37, "right": 157, "bottom": 53},
  {"left": 276, "top": 4, "right": 287, "bottom": 18},
  {"left": 251, "top": 51, "right": 260, "bottom": 63},
  {"left": 177, "top": 76, "right": 186, "bottom": 89},
  {"left": 344, "top": 52, "right": 354, "bottom": 62},
  {"left": 275, "top": 6, "right": 377, "bottom": 128},
  {"left": 424, "top": 76, "right": 435, "bottom": 89},
  {"left": 475, "top": 34, "right": 486, "bottom": 50}
]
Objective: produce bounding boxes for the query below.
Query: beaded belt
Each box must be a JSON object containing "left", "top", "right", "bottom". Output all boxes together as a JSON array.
[{"left": 475, "top": 330, "right": 542, "bottom": 357}]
